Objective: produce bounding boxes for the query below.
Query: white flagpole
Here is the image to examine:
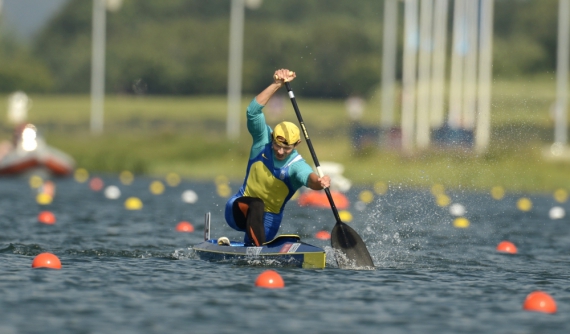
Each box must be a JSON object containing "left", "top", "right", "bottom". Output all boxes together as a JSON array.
[
  {"left": 448, "top": 0, "right": 465, "bottom": 129},
  {"left": 401, "top": 0, "right": 419, "bottom": 153},
  {"left": 476, "top": 0, "right": 494, "bottom": 153},
  {"left": 555, "top": 0, "right": 570, "bottom": 146},
  {"left": 416, "top": 0, "right": 434, "bottom": 149},
  {"left": 227, "top": 0, "right": 245, "bottom": 140},
  {"left": 430, "top": 0, "right": 449, "bottom": 129},
  {"left": 90, "top": 0, "right": 106, "bottom": 135},
  {"left": 381, "top": 0, "right": 398, "bottom": 130},
  {"left": 462, "top": 0, "right": 479, "bottom": 130}
]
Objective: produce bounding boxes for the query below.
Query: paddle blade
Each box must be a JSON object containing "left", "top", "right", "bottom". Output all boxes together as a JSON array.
[{"left": 331, "top": 222, "right": 374, "bottom": 269}]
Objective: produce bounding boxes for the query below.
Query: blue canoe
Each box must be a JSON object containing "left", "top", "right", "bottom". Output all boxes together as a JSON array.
[{"left": 193, "top": 213, "right": 326, "bottom": 269}]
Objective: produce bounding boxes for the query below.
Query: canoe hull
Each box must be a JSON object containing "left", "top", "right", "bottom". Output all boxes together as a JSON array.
[{"left": 193, "top": 235, "right": 326, "bottom": 269}]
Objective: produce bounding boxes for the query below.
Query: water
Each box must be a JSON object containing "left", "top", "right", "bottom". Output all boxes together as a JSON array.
[{"left": 1, "top": 176, "right": 569, "bottom": 333}]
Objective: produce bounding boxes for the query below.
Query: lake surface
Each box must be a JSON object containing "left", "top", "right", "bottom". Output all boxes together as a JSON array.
[{"left": 0, "top": 175, "right": 569, "bottom": 333}]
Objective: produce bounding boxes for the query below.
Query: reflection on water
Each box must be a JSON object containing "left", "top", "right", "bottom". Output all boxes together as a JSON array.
[{"left": 1, "top": 176, "right": 569, "bottom": 333}]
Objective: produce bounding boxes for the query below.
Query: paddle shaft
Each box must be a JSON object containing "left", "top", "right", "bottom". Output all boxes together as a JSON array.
[{"left": 284, "top": 82, "right": 342, "bottom": 224}]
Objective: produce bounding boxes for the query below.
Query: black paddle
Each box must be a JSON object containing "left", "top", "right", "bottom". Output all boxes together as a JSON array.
[{"left": 283, "top": 81, "right": 375, "bottom": 269}]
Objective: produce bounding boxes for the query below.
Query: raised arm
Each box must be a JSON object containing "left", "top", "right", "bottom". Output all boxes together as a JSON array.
[{"left": 255, "top": 69, "right": 296, "bottom": 106}]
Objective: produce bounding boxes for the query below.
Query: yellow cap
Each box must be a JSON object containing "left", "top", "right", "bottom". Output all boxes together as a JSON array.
[{"left": 272, "top": 121, "right": 300, "bottom": 146}]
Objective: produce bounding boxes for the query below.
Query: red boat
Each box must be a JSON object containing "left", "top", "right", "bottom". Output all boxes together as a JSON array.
[{"left": 0, "top": 124, "right": 75, "bottom": 176}]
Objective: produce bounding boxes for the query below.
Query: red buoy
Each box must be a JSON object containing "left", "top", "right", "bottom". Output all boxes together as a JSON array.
[
  {"left": 175, "top": 221, "right": 194, "bottom": 232},
  {"left": 255, "top": 270, "right": 284, "bottom": 289},
  {"left": 38, "top": 211, "right": 56, "bottom": 225},
  {"left": 496, "top": 241, "right": 517, "bottom": 254},
  {"left": 523, "top": 291, "right": 557, "bottom": 314},
  {"left": 298, "top": 190, "right": 350, "bottom": 209},
  {"left": 32, "top": 253, "right": 61, "bottom": 269},
  {"left": 315, "top": 230, "right": 331, "bottom": 240},
  {"left": 89, "top": 177, "right": 104, "bottom": 191}
]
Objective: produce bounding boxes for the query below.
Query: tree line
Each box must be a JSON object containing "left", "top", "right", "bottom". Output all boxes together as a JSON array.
[{"left": 0, "top": 0, "right": 562, "bottom": 98}]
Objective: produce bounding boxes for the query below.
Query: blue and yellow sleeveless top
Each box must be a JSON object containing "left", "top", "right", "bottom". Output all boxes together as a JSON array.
[{"left": 242, "top": 143, "right": 303, "bottom": 215}]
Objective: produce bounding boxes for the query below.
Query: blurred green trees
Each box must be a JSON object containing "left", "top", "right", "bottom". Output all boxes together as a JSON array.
[{"left": 0, "top": 0, "right": 563, "bottom": 97}]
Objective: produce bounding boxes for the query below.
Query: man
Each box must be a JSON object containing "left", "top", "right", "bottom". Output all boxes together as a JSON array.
[{"left": 224, "top": 69, "right": 331, "bottom": 246}]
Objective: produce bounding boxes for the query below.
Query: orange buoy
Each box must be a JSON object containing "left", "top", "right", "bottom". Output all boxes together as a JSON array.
[
  {"left": 297, "top": 190, "right": 349, "bottom": 209},
  {"left": 496, "top": 241, "right": 517, "bottom": 254},
  {"left": 175, "top": 221, "right": 194, "bottom": 232},
  {"left": 255, "top": 270, "right": 285, "bottom": 289},
  {"left": 523, "top": 291, "right": 557, "bottom": 314},
  {"left": 89, "top": 177, "right": 104, "bottom": 191},
  {"left": 315, "top": 230, "right": 331, "bottom": 240},
  {"left": 37, "top": 211, "right": 56, "bottom": 225},
  {"left": 32, "top": 253, "right": 61, "bottom": 269},
  {"left": 40, "top": 180, "right": 56, "bottom": 197}
]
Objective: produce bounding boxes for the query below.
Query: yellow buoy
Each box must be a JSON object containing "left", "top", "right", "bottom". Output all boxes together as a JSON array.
[
  {"left": 436, "top": 194, "right": 451, "bottom": 207},
  {"left": 358, "top": 190, "right": 374, "bottom": 204},
  {"left": 215, "top": 175, "right": 229, "bottom": 186},
  {"left": 166, "top": 172, "right": 181, "bottom": 187},
  {"left": 453, "top": 217, "right": 470, "bottom": 228},
  {"left": 517, "top": 197, "right": 532, "bottom": 212},
  {"left": 36, "top": 193, "right": 53, "bottom": 205},
  {"left": 431, "top": 184, "right": 445, "bottom": 196},
  {"left": 217, "top": 184, "right": 232, "bottom": 198},
  {"left": 149, "top": 180, "right": 165, "bottom": 195},
  {"left": 553, "top": 188, "right": 568, "bottom": 203},
  {"left": 339, "top": 210, "right": 353, "bottom": 222},
  {"left": 374, "top": 182, "right": 388, "bottom": 195},
  {"left": 491, "top": 186, "right": 505, "bottom": 200},
  {"left": 125, "top": 197, "right": 143, "bottom": 210},
  {"left": 74, "top": 168, "right": 89, "bottom": 183},
  {"left": 120, "top": 170, "right": 134, "bottom": 185},
  {"left": 29, "top": 175, "right": 43, "bottom": 189}
]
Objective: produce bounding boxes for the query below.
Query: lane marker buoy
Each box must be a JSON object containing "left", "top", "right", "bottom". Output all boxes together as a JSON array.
[
  {"left": 431, "top": 184, "right": 445, "bottom": 196},
  {"left": 449, "top": 203, "right": 466, "bottom": 216},
  {"left": 549, "top": 206, "right": 565, "bottom": 220},
  {"left": 120, "top": 170, "right": 134, "bottom": 185},
  {"left": 40, "top": 180, "right": 56, "bottom": 197},
  {"left": 453, "top": 217, "right": 470, "bottom": 228},
  {"left": 553, "top": 188, "right": 568, "bottom": 203},
  {"left": 32, "top": 253, "right": 61, "bottom": 269},
  {"left": 217, "top": 184, "right": 231, "bottom": 198},
  {"left": 358, "top": 190, "right": 374, "bottom": 204},
  {"left": 166, "top": 172, "right": 181, "bottom": 187},
  {"left": 150, "top": 180, "right": 165, "bottom": 195},
  {"left": 74, "top": 168, "right": 89, "bottom": 183},
  {"left": 523, "top": 291, "right": 557, "bottom": 314},
  {"left": 181, "top": 190, "right": 198, "bottom": 204},
  {"left": 491, "top": 186, "right": 505, "bottom": 200},
  {"left": 89, "top": 177, "right": 104, "bottom": 192},
  {"left": 29, "top": 175, "right": 43, "bottom": 189},
  {"left": 38, "top": 211, "right": 56, "bottom": 225},
  {"left": 374, "top": 181, "right": 387, "bottom": 195},
  {"left": 338, "top": 210, "right": 353, "bottom": 222},
  {"left": 315, "top": 230, "right": 331, "bottom": 240},
  {"left": 176, "top": 221, "right": 194, "bottom": 232},
  {"left": 104, "top": 185, "right": 121, "bottom": 199},
  {"left": 517, "top": 197, "right": 532, "bottom": 212},
  {"left": 436, "top": 194, "right": 451, "bottom": 207},
  {"left": 125, "top": 197, "right": 143, "bottom": 210},
  {"left": 255, "top": 270, "right": 284, "bottom": 289},
  {"left": 496, "top": 241, "right": 517, "bottom": 254},
  {"left": 36, "top": 193, "right": 53, "bottom": 205}
]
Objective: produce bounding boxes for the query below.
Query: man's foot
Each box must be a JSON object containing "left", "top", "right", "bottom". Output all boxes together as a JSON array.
[{"left": 217, "top": 237, "right": 230, "bottom": 246}]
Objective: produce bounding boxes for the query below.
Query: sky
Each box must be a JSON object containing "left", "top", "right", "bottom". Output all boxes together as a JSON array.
[{"left": 0, "top": 0, "right": 69, "bottom": 41}]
